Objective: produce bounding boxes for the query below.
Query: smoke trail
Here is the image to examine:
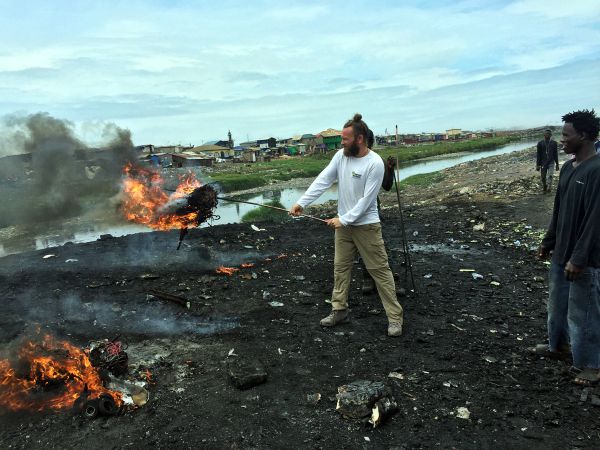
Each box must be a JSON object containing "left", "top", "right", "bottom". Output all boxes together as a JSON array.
[{"left": 0, "top": 112, "right": 138, "bottom": 225}]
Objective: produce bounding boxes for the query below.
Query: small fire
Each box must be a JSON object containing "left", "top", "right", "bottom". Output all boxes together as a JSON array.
[
  {"left": 144, "top": 369, "right": 152, "bottom": 384},
  {"left": 0, "top": 334, "right": 122, "bottom": 412},
  {"left": 240, "top": 263, "right": 255, "bottom": 268},
  {"left": 121, "top": 163, "right": 201, "bottom": 230},
  {"left": 216, "top": 266, "right": 240, "bottom": 276}
]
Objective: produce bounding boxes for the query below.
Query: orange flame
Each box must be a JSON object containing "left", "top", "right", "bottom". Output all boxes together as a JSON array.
[
  {"left": 0, "top": 334, "right": 122, "bottom": 412},
  {"left": 121, "top": 163, "right": 201, "bottom": 230},
  {"left": 240, "top": 263, "right": 255, "bottom": 268},
  {"left": 216, "top": 266, "right": 240, "bottom": 276}
]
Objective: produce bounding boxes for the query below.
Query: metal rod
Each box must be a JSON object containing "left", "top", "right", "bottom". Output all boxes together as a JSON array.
[
  {"left": 392, "top": 157, "right": 417, "bottom": 293},
  {"left": 217, "top": 196, "right": 328, "bottom": 223}
]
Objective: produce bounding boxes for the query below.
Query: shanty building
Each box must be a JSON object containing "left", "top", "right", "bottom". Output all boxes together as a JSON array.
[
  {"left": 171, "top": 153, "right": 213, "bottom": 167},
  {"left": 318, "top": 128, "right": 342, "bottom": 151},
  {"left": 190, "top": 144, "right": 235, "bottom": 159}
]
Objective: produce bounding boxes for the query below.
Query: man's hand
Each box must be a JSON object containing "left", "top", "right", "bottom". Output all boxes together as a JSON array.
[
  {"left": 565, "top": 261, "right": 583, "bottom": 281},
  {"left": 555, "top": 164, "right": 560, "bottom": 171},
  {"left": 289, "top": 203, "right": 303, "bottom": 217},
  {"left": 386, "top": 156, "right": 397, "bottom": 170},
  {"left": 326, "top": 218, "right": 343, "bottom": 229},
  {"left": 538, "top": 245, "right": 551, "bottom": 259}
]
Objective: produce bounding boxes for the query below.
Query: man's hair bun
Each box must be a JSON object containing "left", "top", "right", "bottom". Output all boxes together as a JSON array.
[{"left": 353, "top": 113, "right": 362, "bottom": 122}]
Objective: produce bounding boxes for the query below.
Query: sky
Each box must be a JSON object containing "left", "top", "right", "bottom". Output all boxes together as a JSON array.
[{"left": 1, "top": 0, "right": 599, "bottom": 147}]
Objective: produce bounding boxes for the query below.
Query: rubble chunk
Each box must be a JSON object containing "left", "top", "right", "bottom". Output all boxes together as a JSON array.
[
  {"left": 335, "top": 380, "right": 393, "bottom": 419},
  {"left": 227, "top": 357, "right": 268, "bottom": 390}
]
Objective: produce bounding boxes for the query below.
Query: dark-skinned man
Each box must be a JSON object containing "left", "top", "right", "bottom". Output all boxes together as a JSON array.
[
  {"left": 534, "top": 109, "right": 600, "bottom": 386},
  {"left": 536, "top": 128, "right": 559, "bottom": 193},
  {"left": 289, "top": 113, "right": 403, "bottom": 337}
]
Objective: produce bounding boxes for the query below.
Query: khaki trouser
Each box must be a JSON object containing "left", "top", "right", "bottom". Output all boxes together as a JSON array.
[{"left": 331, "top": 223, "right": 403, "bottom": 323}]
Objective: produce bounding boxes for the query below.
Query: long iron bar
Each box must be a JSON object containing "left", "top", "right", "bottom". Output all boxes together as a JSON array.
[
  {"left": 392, "top": 157, "right": 417, "bottom": 293},
  {"left": 217, "top": 196, "right": 328, "bottom": 223}
]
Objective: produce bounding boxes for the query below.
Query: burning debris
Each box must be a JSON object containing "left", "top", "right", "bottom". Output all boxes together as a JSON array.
[
  {"left": 89, "top": 338, "right": 129, "bottom": 377},
  {"left": 120, "top": 164, "right": 219, "bottom": 248},
  {"left": 0, "top": 333, "right": 122, "bottom": 413},
  {"left": 216, "top": 266, "right": 240, "bottom": 276}
]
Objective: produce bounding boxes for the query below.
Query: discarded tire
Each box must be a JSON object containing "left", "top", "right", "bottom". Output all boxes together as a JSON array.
[
  {"left": 98, "top": 394, "right": 118, "bottom": 416},
  {"left": 83, "top": 399, "right": 99, "bottom": 419}
]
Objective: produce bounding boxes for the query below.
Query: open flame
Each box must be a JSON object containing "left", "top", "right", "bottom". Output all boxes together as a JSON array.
[
  {"left": 121, "top": 163, "right": 201, "bottom": 230},
  {"left": 0, "top": 334, "right": 122, "bottom": 412},
  {"left": 216, "top": 266, "right": 240, "bottom": 276}
]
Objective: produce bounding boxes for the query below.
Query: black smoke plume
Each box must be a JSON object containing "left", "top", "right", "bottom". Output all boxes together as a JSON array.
[{"left": 0, "top": 112, "right": 138, "bottom": 225}]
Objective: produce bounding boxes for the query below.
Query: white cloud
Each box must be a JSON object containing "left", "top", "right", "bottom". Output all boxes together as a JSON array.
[{"left": 0, "top": 0, "right": 598, "bottom": 145}]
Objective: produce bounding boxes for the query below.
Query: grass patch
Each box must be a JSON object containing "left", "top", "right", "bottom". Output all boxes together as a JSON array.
[
  {"left": 377, "top": 136, "right": 521, "bottom": 163},
  {"left": 399, "top": 172, "right": 446, "bottom": 187},
  {"left": 241, "top": 200, "right": 288, "bottom": 223}
]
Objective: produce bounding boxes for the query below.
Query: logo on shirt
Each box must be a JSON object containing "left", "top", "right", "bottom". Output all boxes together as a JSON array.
[
  {"left": 352, "top": 171, "right": 362, "bottom": 179},
  {"left": 576, "top": 180, "right": 584, "bottom": 185}
]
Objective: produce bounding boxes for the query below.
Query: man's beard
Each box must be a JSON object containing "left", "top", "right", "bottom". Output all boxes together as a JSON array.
[{"left": 344, "top": 142, "right": 360, "bottom": 157}]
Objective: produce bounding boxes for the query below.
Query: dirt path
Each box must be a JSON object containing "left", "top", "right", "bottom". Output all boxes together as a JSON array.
[{"left": 1, "top": 148, "right": 599, "bottom": 449}]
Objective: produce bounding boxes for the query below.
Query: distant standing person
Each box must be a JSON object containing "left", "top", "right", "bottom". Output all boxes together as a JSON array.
[
  {"left": 536, "top": 109, "right": 600, "bottom": 386},
  {"left": 289, "top": 113, "right": 403, "bottom": 337},
  {"left": 536, "top": 129, "right": 559, "bottom": 193}
]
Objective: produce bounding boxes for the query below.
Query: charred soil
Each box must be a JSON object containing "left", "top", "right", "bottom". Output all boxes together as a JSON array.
[{"left": 1, "top": 149, "right": 600, "bottom": 449}]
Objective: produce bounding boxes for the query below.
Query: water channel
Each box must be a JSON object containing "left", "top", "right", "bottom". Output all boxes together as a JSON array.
[{"left": 0, "top": 141, "right": 535, "bottom": 256}]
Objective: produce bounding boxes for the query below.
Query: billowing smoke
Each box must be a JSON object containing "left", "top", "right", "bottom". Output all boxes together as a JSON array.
[{"left": 0, "top": 112, "right": 138, "bottom": 225}]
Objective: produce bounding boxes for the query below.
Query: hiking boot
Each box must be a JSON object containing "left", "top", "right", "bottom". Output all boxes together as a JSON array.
[
  {"left": 320, "top": 309, "right": 349, "bottom": 327},
  {"left": 361, "top": 278, "right": 376, "bottom": 295},
  {"left": 387, "top": 322, "right": 403, "bottom": 337}
]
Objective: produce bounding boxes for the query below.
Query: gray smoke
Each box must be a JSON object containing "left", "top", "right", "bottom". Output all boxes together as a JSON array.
[
  {"left": 0, "top": 112, "right": 138, "bottom": 225},
  {"left": 14, "top": 292, "right": 238, "bottom": 338}
]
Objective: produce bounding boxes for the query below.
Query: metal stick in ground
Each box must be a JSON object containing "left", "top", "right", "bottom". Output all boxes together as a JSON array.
[
  {"left": 217, "top": 196, "right": 328, "bottom": 223},
  {"left": 392, "top": 157, "right": 417, "bottom": 293}
]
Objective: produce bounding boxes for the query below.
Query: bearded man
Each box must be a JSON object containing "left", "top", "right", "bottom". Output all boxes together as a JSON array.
[{"left": 290, "top": 113, "right": 403, "bottom": 337}]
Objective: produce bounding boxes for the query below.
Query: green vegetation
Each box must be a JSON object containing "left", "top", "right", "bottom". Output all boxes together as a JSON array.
[
  {"left": 398, "top": 171, "right": 446, "bottom": 187},
  {"left": 241, "top": 200, "right": 288, "bottom": 223},
  {"left": 377, "top": 136, "right": 521, "bottom": 163},
  {"left": 211, "top": 158, "right": 326, "bottom": 191},
  {"left": 211, "top": 136, "right": 522, "bottom": 192}
]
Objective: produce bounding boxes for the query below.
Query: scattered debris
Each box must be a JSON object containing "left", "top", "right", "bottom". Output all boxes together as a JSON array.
[
  {"left": 147, "top": 289, "right": 191, "bottom": 309},
  {"left": 369, "top": 396, "right": 398, "bottom": 428},
  {"left": 456, "top": 407, "right": 471, "bottom": 420},
  {"left": 306, "top": 393, "right": 321, "bottom": 405},
  {"left": 42, "top": 254, "right": 56, "bottom": 259}
]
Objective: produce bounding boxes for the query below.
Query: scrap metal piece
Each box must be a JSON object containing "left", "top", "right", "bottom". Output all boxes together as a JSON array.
[{"left": 147, "top": 289, "right": 191, "bottom": 309}]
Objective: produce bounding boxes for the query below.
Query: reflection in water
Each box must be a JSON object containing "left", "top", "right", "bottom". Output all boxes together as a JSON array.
[{"left": 0, "top": 141, "right": 535, "bottom": 257}]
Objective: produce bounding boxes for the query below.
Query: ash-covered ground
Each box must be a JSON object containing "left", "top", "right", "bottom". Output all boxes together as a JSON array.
[{"left": 1, "top": 149, "right": 600, "bottom": 449}]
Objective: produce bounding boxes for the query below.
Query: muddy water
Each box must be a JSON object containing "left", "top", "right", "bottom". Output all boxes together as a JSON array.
[{"left": 0, "top": 141, "right": 535, "bottom": 257}]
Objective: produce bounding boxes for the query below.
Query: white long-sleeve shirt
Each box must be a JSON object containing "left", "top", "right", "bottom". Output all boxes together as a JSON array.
[{"left": 297, "top": 149, "right": 384, "bottom": 226}]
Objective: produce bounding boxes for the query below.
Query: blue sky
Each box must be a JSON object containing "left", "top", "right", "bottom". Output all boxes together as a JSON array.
[{"left": 1, "top": 0, "right": 599, "bottom": 147}]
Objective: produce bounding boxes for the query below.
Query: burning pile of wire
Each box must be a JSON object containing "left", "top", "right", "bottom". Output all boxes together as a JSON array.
[
  {"left": 121, "top": 164, "right": 219, "bottom": 230},
  {"left": 0, "top": 333, "right": 122, "bottom": 412},
  {"left": 89, "top": 338, "right": 129, "bottom": 377}
]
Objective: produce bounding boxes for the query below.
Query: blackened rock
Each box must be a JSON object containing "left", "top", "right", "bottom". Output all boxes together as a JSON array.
[
  {"left": 336, "top": 380, "right": 389, "bottom": 419},
  {"left": 227, "top": 357, "right": 268, "bottom": 390}
]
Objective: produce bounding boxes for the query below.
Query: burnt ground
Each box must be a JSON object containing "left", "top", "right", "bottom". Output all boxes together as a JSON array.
[{"left": 1, "top": 149, "right": 600, "bottom": 449}]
